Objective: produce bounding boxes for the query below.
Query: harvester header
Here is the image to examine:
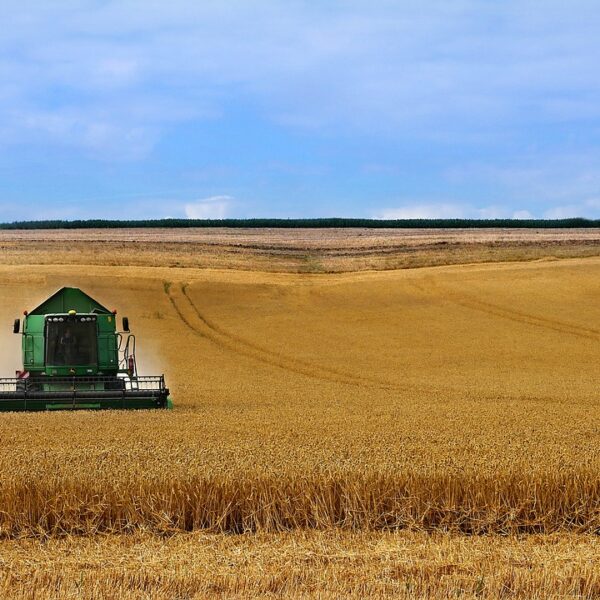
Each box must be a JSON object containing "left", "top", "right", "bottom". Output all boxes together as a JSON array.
[{"left": 0, "top": 287, "right": 171, "bottom": 411}]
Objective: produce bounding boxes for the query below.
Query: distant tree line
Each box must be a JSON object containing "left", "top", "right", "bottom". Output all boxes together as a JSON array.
[{"left": 0, "top": 218, "right": 598, "bottom": 229}]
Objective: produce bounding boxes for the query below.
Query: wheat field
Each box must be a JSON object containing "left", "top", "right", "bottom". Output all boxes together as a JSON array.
[{"left": 0, "top": 229, "right": 599, "bottom": 598}]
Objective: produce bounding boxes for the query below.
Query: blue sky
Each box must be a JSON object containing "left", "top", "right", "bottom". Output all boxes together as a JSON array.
[{"left": 1, "top": 1, "right": 600, "bottom": 220}]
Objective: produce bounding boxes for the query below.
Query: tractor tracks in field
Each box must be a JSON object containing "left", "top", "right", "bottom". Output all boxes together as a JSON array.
[
  {"left": 165, "top": 282, "right": 414, "bottom": 392},
  {"left": 411, "top": 277, "right": 600, "bottom": 341}
]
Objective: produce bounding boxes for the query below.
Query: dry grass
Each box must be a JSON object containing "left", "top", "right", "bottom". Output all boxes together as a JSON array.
[
  {"left": 1, "top": 531, "right": 599, "bottom": 599},
  {"left": 0, "top": 227, "right": 598, "bottom": 272},
  {"left": 0, "top": 232, "right": 599, "bottom": 596}
]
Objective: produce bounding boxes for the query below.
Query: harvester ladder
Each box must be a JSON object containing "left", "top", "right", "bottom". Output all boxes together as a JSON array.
[{"left": 117, "top": 333, "right": 138, "bottom": 377}]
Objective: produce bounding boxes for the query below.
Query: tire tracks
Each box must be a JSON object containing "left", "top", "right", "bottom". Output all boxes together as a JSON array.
[
  {"left": 412, "top": 277, "right": 599, "bottom": 341},
  {"left": 166, "top": 282, "right": 403, "bottom": 391}
]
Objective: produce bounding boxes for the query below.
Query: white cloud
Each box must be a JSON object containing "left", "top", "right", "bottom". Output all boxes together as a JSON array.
[
  {"left": 0, "top": 194, "right": 194, "bottom": 221},
  {"left": 512, "top": 210, "right": 534, "bottom": 219},
  {"left": 444, "top": 154, "right": 600, "bottom": 218},
  {"left": 374, "top": 203, "right": 468, "bottom": 219},
  {"left": 0, "top": 202, "right": 82, "bottom": 222},
  {"left": 476, "top": 205, "right": 510, "bottom": 219},
  {"left": 3, "top": 1, "right": 600, "bottom": 159},
  {"left": 184, "top": 196, "right": 233, "bottom": 219},
  {"left": 2, "top": 3, "right": 600, "bottom": 218},
  {"left": 543, "top": 198, "right": 600, "bottom": 219},
  {"left": 543, "top": 205, "right": 579, "bottom": 219},
  {"left": 94, "top": 58, "right": 140, "bottom": 88},
  {"left": 374, "top": 203, "right": 538, "bottom": 220}
]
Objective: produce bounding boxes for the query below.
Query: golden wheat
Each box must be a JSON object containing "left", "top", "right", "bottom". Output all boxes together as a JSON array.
[
  {"left": 0, "top": 531, "right": 599, "bottom": 599},
  {"left": 0, "top": 238, "right": 598, "bottom": 597},
  {"left": 0, "top": 257, "right": 598, "bottom": 536}
]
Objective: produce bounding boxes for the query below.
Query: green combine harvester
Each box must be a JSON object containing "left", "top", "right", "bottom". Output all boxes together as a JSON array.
[{"left": 0, "top": 287, "right": 172, "bottom": 411}]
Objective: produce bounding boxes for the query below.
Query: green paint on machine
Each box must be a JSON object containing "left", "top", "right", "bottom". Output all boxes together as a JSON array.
[{"left": 0, "top": 287, "right": 172, "bottom": 412}]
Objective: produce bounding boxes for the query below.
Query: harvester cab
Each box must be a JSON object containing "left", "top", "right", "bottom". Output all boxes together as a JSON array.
[{"left": 0, "top": 287, "right": 172, "bottom": 411}]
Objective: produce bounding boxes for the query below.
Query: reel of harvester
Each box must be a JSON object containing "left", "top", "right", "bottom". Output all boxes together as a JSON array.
[{"left": 0, "top": 287, "right": 172, "bottom": 411}]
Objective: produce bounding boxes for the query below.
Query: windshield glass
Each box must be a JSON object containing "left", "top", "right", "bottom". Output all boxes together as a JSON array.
[{"left": 45, "top": 319, "right": 98, "bottom": 366}]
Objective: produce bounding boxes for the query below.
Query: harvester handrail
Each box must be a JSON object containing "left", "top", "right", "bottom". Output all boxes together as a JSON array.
[{"left": 0, "top": 375, "right": 167, "bottom": 392}]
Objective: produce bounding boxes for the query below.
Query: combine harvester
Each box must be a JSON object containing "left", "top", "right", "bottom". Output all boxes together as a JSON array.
[{"left": 0, "top": 287, "right": 172, "bottom": 411}]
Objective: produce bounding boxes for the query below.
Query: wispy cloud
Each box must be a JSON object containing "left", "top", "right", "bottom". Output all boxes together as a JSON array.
[
  {"left": 543, "top": 198, "right": 600, "bottom": 219},
  {"left": 2, "top": 3, "right": 600, "bottom": 216},
  {"left": 444, "top": 152, "right": 600, "bottom": 218},
  {"left": 374, "top": 202, "right": 537, "bottom": 220},
  {"left": 374, "top": 203, "right": 468, "bottom": 219},
  {"left": 184, "top": 196, "right": 233, "bottom": 219},
  {"left": 512, "top": 210, "right": 534, "bottom": 219},
  {"left": 3, "top": 3, "right": 600, "bottom": 155}
]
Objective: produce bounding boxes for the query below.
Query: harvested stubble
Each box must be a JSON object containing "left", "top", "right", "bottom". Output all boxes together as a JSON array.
[
  {"left": 0, "top": 241, "right": 599, "bottom": 598},
  {"left": 1, "top": 531, "right": 600, "bottom": 599},
  {"left": 0, "top": 226, "right": 599, "bottom": 272},
  {"left": 0, "top": 256, "right": 598, "bottom": 539}
]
